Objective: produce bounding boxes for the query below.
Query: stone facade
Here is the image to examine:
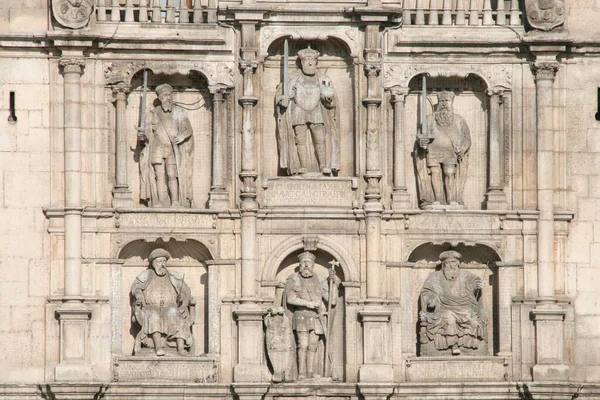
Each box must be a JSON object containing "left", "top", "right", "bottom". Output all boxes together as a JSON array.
[{"left": 0, "top": 0, "right": 599, "bottom": 398}]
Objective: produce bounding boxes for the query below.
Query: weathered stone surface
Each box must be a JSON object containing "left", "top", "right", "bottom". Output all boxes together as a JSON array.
[
  {"left": 263, "top": 177, "right": 357, "bottom": 208},
  {"left": 114, "top": 357, "right": 218, "bottom": 382}
]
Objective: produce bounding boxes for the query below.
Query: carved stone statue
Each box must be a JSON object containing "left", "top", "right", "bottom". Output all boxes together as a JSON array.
[
  {"left": 281, "top": 251, "right": 341, "bottom": 380},
  {"left": 276, "top": 48, "right": 340, "bottom": 176},
  {"left": 139, "top": 83, "right": 194, "bottom": 208},
  {"left": 418, "top": 250, "right": 487, "bottom": 356},
  {"left": 52, "top": 0, "right": 95, "bottom": 29},
  {"left": 131, "top": 248, "right": 195, "bottom": 356},
  {"left": 415, "top": 91, "right": 471, "bottom": 209}
]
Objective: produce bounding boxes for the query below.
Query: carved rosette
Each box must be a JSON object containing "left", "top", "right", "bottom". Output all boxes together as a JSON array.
[
  {"left": 52, "top": 0, "right": 95, "bottom": 29},
  {"left": 524, "top": 0, "right": 565, "bottom": 31}
]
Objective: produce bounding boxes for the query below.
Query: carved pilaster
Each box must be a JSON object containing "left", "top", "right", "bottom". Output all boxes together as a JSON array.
[
  {"left": 390, "top": 87, "right": 411, "bottom": 209},
  {"left": 208, "top": 84, "right": 230, "bottom": 209},
  {"left": 484, "top": 88, "right": 508, "bottom": 210},
  {"left": 112, "top": 83, "right": 133, "bottom": 207}
]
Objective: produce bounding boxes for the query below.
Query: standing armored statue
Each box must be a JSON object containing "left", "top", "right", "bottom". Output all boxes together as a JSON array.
[
  {"left": 139, "top": 83, "right": 194, "bottom": 208},
  {"left": 418, "top": 250, "right": 487, "bottom": 355},
  {"left": 276, "top": 47, "right": 340, "bottom": 176},
  {"left": 416, "top": 91, "right": 471, "bottom": 209},
  {"left": 283, "top": 251, "right": 340, "bottom": 380},
  {"left": 131, "top": 248, "right": 195, "bottom": 356}
]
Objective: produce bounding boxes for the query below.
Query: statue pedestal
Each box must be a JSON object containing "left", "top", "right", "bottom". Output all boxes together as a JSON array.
[
  {"left": 113, "top": 356, "right": 218, "bottom": 382},
  {"left": 484, "top": 189, "right": 508, "bottom": 210},
  {"left": 208, "top": 188, "right": 229, "bottom": 210},
  {"left": 55, "top": 303, "right": 94, "bottom": 381},
  {"left": 233, "top": 304, "right": 270, "bottom": 382},
  {"left": 405, "top": 356, "right": 510, "bottom": 382},
  {"left": 358, "top": 307, "right": 393, "bottom": 382},
  {"left": 532, "top": 305, "right": 570, "bottom": 381},
  {"left": 112, "top": 188, "right": 133, "bottom": 208}
]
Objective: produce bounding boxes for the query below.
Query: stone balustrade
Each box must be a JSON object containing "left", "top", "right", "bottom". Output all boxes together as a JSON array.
[
  {"left": 403, "top": 0, "right": 522, "bottom": 26},
  {"left": 96, "top": 0, "right": 216, "bottom": 24}
]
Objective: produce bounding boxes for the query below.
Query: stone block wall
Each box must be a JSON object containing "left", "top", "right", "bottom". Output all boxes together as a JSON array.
[
  {"left": 0, "top": 57, "right": 50, "bottom": 383},
  {"left": 0, "top": 0, "right": 47, "bottom": 33}
]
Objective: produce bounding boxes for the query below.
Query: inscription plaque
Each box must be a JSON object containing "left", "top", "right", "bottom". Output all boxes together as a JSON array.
[
  {"left": 406, "top": 356, "right": 508, "bottom": 382},
  {"left": 114, "top": 357, "right": 218, "bottom": 382},
  {"left": 263, "top": 177, "right": 356, "bottom": 208}
]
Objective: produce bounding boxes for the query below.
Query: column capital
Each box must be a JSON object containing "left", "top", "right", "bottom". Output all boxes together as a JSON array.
[
  {"left": 59, "top": 58, "right": 86, "bottom": 75},
  {"left": 486, "top": 87, "right": 505, "bottom": 97},
  {"left": 364, "top": 62, "right": 381, "bottom": 77},
  {"left": 389, "top": 86, "right": 410, "bottom": 102},
  {"left": 208, "top": 84, "right": 231, "bottom": 100},
  {"left": 239, "top": 60, "right": 258, "bottom": 75},
  {"left": 111, "top": 83, "right": 131, "bottom": 100},
  {"left": 532, "top": 61, "right": 560, "bottom": 82}
]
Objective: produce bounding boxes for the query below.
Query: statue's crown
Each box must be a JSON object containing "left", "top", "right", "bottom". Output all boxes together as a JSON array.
[
  {"left": 298, "top": 251, "right": 316, "bottom": 262},
  {"left": 297, "top": 47, "right": 320, "bottom": 61},
  {"left": 155, "top": 83, "right": 174, "bottom": 96}
]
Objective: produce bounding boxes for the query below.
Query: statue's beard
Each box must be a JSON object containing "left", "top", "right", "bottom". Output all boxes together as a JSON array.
[
  {"left": 300, "top": 267, "right": 314, "bottom": 278},
  {"left": 443, "top": 266, "right": 458, "bottom": 281},
  {"left": 435, "top": 109, "right": 454, "bottom": 127},
  {"left": 155, "top": 267, "right": 167, "bottom": 276},
  {"left": 161, "top": 102, "right": 173, "bottom": 112},
  {"left": 302, "top": 66, "right": 317, "bottom": 76}
]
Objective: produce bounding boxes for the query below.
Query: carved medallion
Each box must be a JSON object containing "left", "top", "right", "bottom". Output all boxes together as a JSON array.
[
  {"left": 52, "top": 0, "right": 95, "bottom": 29},
  {"left": 525, "top": 0, "right": 565, "bottom": 31}
]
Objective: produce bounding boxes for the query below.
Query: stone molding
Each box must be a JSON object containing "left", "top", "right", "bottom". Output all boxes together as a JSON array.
[{"left": 260, "top": 26, "right": 360, "bottom": 57}]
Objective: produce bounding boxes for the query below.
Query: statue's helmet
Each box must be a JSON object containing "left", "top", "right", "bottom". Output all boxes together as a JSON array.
[
  {"left": 298, "top": 251, "right": 316, "bottom": 263},
  {"left": 148, "top": 248, "right": 171, "bottom": 265},
  {"left": 439, "top": 250, "right": 461, "bottom": 262},
  {"left": 155, "top": 83, "right": 174, "bottom": 97},
  {"left": 297, "top": 47, "right": 320, "bottom": 61}
]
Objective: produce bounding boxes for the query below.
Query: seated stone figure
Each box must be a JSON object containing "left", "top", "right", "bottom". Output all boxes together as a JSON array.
[
  {"left": 419, "top": 250, "right": 487, "bottom": 355},
  {"left": 131, "top": 248, "right": 195, "bottom": 356}
]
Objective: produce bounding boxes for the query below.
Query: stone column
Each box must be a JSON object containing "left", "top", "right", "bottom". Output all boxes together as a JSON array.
[
  {"left": 55, "top": 58, "right": 93, "bottom": 381},
  {"left": 359, "top": 22, "right": 394, "bottom": 383},
  {"left": 531, "top": 58, "right": 569, "bottom": 381},
  {"left": 484, "top": 88, "right": 508, "bottom": 209},
  {"left": 234, "top": 19, "right": 266, "bottom": 382},
  {"left": 390, "top": 87, "right": 411, "bottom": 209},
  {"left": 208, "top": 84, "right": 230, "bottom": 209},
  {"left": 206, "top": 261, "right": 222, "bottom": 356},
  {"left": 112, "top": 83, "right": 133, "bottom": 207}
]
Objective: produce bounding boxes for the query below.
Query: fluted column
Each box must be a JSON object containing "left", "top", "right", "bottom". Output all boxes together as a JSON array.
[
  {"left": 484, "top": 88, "right": 508, "bottom": 209},
  {"left": 390, "top": 87, "right": 411, "bottom": 209},
  {"left": 531, "top": 58, "right": 569, "bottom": 381},
  {"left": 112, "top": 83, "right": 133, "bottom": 207},
  {"left": 56, "top": 57, "right": 93, "bottom": 381},
  {"left": 208, "top": 84, "right": 229, "bottom": 209}
]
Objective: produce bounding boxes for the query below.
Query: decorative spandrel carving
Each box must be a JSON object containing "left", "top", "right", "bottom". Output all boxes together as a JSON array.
[
  {"left": 524, "top": 0, "right": 565, "bottom": 31},
  {"left": 52, "top": 0, "right": 95, "bottom": 29},
  {"left": 266, "top": 251, "right": 343, "bottom": 382},
  {"left": 276, "top": 48, "right": 340, "bottom": 176},
  {"left": 418, "top": 250, "right": 488, "bottom": 356},
  {"left": 138, "top": 84, "right": 194, "bottom": 208},
  {"left": 131, "top": 248, "right": 195, "bottom": 357},
  {"left": 415, "top": 91, "right": 472, "bottom": 209}
]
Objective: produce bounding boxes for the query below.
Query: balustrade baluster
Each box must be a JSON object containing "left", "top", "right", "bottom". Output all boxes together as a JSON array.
[
  {"left": 442, "top": 0, "right": 452, "bottom": 25},
  {"left": 193, "top": 0, "right": 203, "bottom": 23},
  {"left": 496, "top": 0, "right": 507, "bottom": 25},
  {"left": 151, "top": 0, "right": 161, "bottom": 22},
  {"left": 110, "top": 0, "right": 120, "bottom": 21},
  {"left": 207, "top": 0, "right": 217, "bottom": 23},
  {"left": 166, "top": 0, "right": 175, "bottom": 22},
  {"left": 180, "top": 0, "right": 190, "bottom": 23},
  {"left": 124, "top": 0, "right": 134, "bottom": 22},
  {"left": 403, "top": 8, "right": 413, "bottom": 25},
  {"left": 456, "top": 0, "right": 466, "bottom": 24},
  {"left": 97, "top": 0, "right": 107, "bottom": 21},
  {"left": 428, "top": 0, "right": 439, "bottom": 25},
  {"left": 469, "top": 0, "right": 479, "bottom": 25},
  {"left": 509, "top": 0, "right": 520, "bottom": 25},
  {"left": 139, "top": 0, "right": 149, "bottom": 22},
  {"left": 483, "top": 0, "right": 493, "bottom": 25}
]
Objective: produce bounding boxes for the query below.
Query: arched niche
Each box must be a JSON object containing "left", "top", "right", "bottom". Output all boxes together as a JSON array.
[
  {"left": 270, "top": 247, "right": 346, "bottom": 382},
  {"left": 124, "top": 69, "right": 213, "bottom": 209},
  {"left": 407, "top": 242, "right": 501, "bottom": 356},
  {"left": 117, "top": 238, "right": 213, "bottom": 357},
  {"left": 261, "top": 37, "right": 356, "bottom": 178},
  {"left": 404, "top": 73, "right": 491, "bottom": 210}
]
